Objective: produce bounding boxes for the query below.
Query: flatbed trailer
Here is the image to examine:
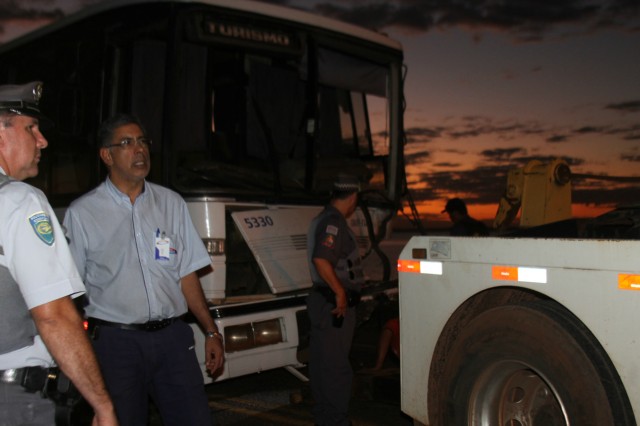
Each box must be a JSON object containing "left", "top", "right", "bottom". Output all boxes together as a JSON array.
[{"left": 398, "top": 218, "right": 640, "bottom": 425}]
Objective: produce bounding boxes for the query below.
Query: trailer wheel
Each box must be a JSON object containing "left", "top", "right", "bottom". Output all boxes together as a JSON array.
[{"left": 430, "top": 301, "right": 634, "bottom": 426}]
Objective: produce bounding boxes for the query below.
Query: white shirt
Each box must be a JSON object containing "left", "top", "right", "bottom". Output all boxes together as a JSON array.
[{"left": 0, "top": 167, "right": 86, "bottom": 369}]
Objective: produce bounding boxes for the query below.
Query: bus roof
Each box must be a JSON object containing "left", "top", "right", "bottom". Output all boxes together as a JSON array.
[{"left": 0, "top": 0, "right": 403, "bottom": 53}]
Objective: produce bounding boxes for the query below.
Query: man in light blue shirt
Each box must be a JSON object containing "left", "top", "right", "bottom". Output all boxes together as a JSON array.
[{"left": 64, "top": 113, "right": 223, "bottom": 426}]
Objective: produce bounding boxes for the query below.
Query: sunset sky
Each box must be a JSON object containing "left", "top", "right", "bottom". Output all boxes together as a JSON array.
[{"left": 1, "top": 0, "right": 639, "bottom": 225}]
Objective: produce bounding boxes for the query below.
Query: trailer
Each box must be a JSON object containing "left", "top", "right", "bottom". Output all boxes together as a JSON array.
[{"left": 398, "top": 161, "right": 640, "bottom": 425}]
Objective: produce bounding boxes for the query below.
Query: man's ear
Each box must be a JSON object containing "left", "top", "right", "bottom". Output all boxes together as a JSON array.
[{"left": 99, "top": 147, "right": 113, "bottom": 167}]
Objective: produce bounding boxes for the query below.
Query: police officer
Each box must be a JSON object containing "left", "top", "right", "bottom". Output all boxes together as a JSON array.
[
  {"left": 0, "top": 82, "right": 117, "bottom": 425},
  {"left": 306, "top": 174, "right": 364, "bottom": 426}
]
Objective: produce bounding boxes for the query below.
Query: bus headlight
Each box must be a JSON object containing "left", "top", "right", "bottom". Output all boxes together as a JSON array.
[
  {"left": 224, "top": 318, "right": 284, "bottom": 353},
  {"left": 203, "top": 238, "right": 225, "bottom": 256}
]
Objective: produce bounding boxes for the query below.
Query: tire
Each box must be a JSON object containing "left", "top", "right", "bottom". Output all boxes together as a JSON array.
[{"left": 430, "top": 301, "right": 634, "bottom": 426}]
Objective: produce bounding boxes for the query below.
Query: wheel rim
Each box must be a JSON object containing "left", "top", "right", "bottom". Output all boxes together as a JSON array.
[{"left": 468, "top": 360, "right": 569, "bottom": 426}]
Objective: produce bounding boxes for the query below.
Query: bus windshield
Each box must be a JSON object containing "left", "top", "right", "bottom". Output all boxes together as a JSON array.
[{"left": 0, "top": 1, "right": 404, "bottom": 206}]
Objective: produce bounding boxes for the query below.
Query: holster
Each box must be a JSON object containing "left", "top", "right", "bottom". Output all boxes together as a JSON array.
[
  {"left": 44, "top": 368, "right": 81, "bottom": 407},
  {"left": 313, "top": 285, "right": 361, "bottom": 307}
]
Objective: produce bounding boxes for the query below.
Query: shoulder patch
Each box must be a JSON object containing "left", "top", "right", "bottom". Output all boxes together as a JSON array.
[
  {"left": 321, "top": 234, "right": 335, "bottom": 249},
  {"left": 28, "top": 212, "right": 55, "bottom": 246},
  {"left": 325, "top": 224, "right": 339, "bottom": 236}
]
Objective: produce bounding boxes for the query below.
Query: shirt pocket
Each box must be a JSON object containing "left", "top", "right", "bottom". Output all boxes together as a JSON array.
[{"left": 154, "top": 233, "right": 181, "bottom": 271}]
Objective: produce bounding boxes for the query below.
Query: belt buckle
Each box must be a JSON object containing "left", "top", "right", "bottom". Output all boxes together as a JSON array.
[
  {"left": 145, "top": 319, "right": 168, "bottom": 331},
  {"left": 1, "top": 369, "right": 20, "bottom": 384}
]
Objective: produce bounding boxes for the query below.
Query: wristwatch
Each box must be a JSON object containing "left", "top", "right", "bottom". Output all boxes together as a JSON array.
[{"left": 206, "top": 330, "right": 222, "bottom": 340}]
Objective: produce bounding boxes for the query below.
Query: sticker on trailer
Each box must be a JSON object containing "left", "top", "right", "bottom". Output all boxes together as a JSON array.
[{"left": 429, "top": 239, "right": 451, "bottom": 259}]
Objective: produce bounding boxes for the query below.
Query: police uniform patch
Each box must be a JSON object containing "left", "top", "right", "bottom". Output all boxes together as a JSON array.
[
  {"left": 326, "top": 225, "right": 339, "bottom": 235},
  {"left": 28, "top": 212, "right": 55, "bottom": 246},
  {"left": 321, "top": 234, "right": 335, "bottom": 248}
]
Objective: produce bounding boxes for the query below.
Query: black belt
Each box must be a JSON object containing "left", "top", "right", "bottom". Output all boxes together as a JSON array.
[
  {"left": 88, "top": 317, "right": 179, "bottom": 332},
  {"left": 312, "top": 285, "right": 361, "bottom": 307}
]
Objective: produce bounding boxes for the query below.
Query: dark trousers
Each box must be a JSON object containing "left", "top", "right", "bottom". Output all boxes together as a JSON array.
[
  {"left": 92, "top": 320, "right": 212, "bottom": 426},
  {"left": 306, "top": 291, "right": 356, "bottom": 426}
]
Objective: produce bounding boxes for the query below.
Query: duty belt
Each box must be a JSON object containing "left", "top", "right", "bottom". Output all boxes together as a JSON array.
[
  {"left": 88, "top": 317, "right": 179, "bottom": 332},
  {"left": 0, "top": 366, "right": 50, "bottom": 391}
]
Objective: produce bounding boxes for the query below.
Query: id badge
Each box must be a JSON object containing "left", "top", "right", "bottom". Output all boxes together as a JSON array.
[{"left": 155, "top": 229, "right": 171, "bottom": 260}]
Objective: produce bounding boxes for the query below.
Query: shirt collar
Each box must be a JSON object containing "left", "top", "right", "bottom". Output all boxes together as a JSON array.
[{"left": 105, "top": 176, "right": 147, "bottom": 205}]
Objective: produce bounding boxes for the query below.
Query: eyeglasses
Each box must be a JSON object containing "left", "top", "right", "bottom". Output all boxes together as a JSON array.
[{"left": 106, "top": 137, "right": 152, "bottom": 149}]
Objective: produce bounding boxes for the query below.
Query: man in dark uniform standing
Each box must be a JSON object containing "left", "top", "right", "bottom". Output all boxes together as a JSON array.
[{"left": 306, "top": 175, "right": 364, "bottom": 426}]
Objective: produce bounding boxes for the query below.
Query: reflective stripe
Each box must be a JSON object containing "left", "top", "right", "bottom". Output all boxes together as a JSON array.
[
  {"left": 492, "top": 265, "right": 547, "bottom": 284},
  {"left": 619, "top": 274, "right": 640, "bottom": 290},
  {"left": 399, "top": 259, "right": 546, "bottom": 283},
  {"left": 397, "top": 260, "right": 442, "bottom": 275}
]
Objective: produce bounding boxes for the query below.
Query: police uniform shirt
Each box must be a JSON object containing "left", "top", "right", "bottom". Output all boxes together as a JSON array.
[
  {"left": 308, "top": 205, "right": 360, "bottom": 290},
  {"left": 0, "top": 168, "right": 86, "bottom": 369},
  {"left": 63, "top": 178, "right": 211, "bottom": 324}
]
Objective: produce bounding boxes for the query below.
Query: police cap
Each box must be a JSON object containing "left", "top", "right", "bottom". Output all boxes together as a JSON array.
[
  {"left": 0, "top": 81, "right": 52, "bottom": 128},
  {"left": 333, "top": 174, "right": 361, "bottom": 193}
]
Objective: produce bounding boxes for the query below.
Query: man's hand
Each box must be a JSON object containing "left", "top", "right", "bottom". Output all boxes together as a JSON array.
[
  {"left": 205, "top": 335, "right": 224, "bottom": 373},
  {"left": 331, "top": 288, "right": 348, "bottom": 318},
  {"left": 181, "top": 271, "right": 225, "bottom": 375},
  {"left": 313, "top": 257, "right": 348, "bottom": 317}
]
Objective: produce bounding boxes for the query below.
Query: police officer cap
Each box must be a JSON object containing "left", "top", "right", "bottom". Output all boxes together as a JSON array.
[
  {"left": 333, "top": 174, "right": 360, "bottom": 193},
  {"left": 0, "top": 81, "right": 52, "bottom": 128}
]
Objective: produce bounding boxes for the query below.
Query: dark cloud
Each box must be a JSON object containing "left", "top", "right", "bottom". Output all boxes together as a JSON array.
[
  {"left": 547, "top": 134, "right": 569, "bottom": 143},
  {"left": 405, "top": 114, "right": 640, "bottom": 148},
  {"left": 404, "top": 149, "right": 431, "bottom": 166},
  {"left": 305, "top": 0, "right": 639, "bottom": 42},
  {"left": 405, "top": 126, "right": 444, "bottom": 141},
  {"left": 605, "top": 100, "right": 640, "bottom": 113},
  {"left": 573, "top": 184, "right": 639, "bottom": 206},
  {"left": 433, "top": 161, "right": 462, "bottom": 168},
  {"left": 574, "top": 125, "right": 607, "bottom": 134},
  {"left": 480, "top": 147, "right": 526, "bottom": 162}
]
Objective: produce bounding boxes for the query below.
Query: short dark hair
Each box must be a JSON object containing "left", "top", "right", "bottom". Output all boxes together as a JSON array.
[{"left": 97, "top": 113, "right": 147, "bottom": 148}]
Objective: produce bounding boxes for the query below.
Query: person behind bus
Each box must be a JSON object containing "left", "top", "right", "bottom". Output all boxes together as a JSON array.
[
  {"left": 0, "top": 81, "right": 117, "bottom": 425},
  {"left": 63, "top": 113, "right": 223, "bottom": 426},
  {"left": 306, "top": 174, "right": 364, "bottom": 426},
  {"left": 442, "top": 197, "right": 489, "bottom": 236}
]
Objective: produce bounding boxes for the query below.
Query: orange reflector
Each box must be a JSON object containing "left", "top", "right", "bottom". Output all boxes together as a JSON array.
[
  {"left": 492, "top": 266, "right": 518, "bottom": 281},
  {"left": 398, "top": 259, "right": 421, "bottom": 273},
  {"left": 619, "top": 274, "right": 640, "bottom": 290}
]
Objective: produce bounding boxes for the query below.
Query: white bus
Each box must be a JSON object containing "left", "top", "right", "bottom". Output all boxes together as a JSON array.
[{"left": 0, "top": 0, "right": 406, "bottom": 382}]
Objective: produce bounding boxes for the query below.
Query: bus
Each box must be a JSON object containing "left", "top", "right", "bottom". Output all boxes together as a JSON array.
[{"left": 0, "top": 0, "right": 405, "bottom": 382}]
